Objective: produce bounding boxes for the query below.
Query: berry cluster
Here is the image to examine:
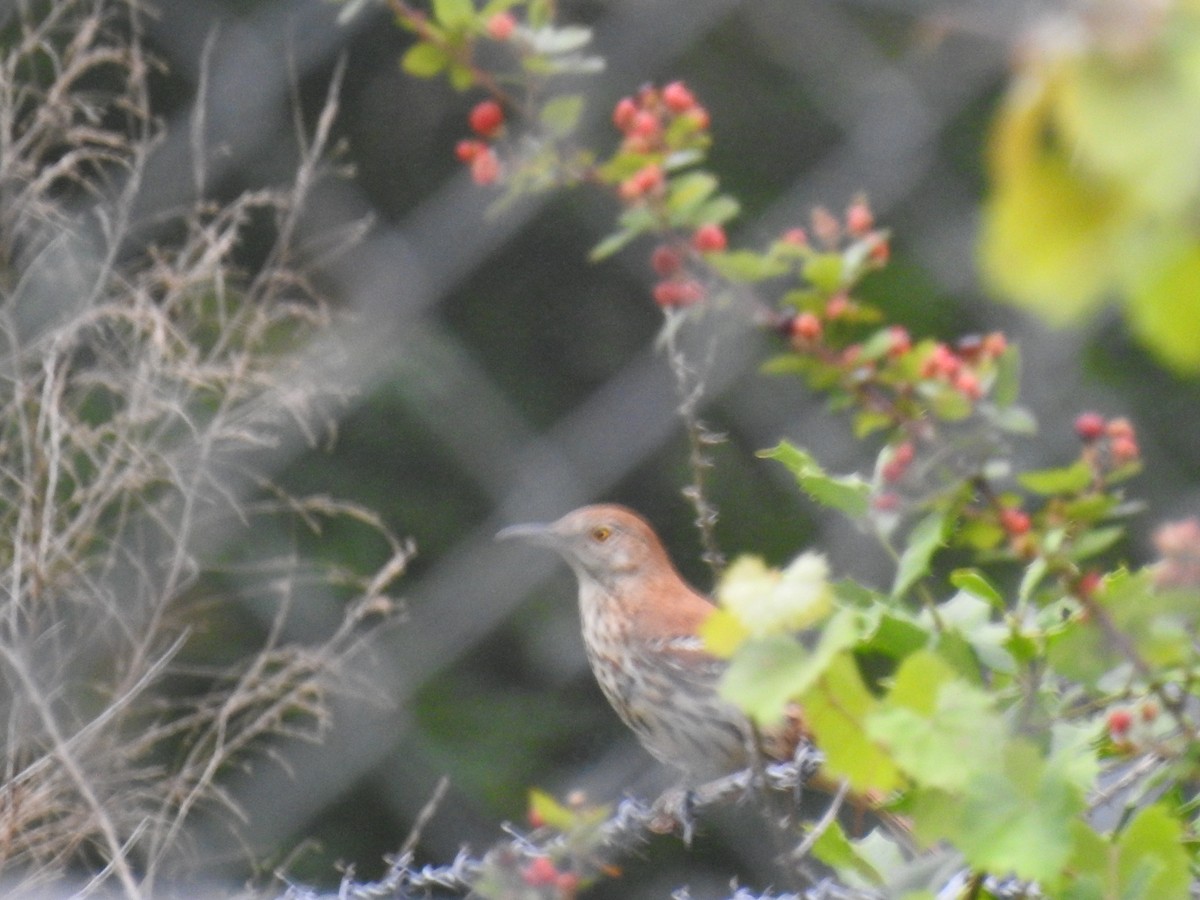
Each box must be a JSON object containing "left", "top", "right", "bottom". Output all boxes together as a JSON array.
[
  {"left": 647, "top": 223, "right": 728, "bottom": 308},
  {"left": 1105, "top": 700, "right": 1160, "bottom": 753},
  {"left": 456, "top": 98, "right": 506, "bottom": 185},
  {"left": 521, "top": 856, "right": 581, "bottom": 898},
  {"left": 611, "top": 81, "right": 710, "bottom": 164},
  {"left": 1074, "top": 411, "right": 1140, "bottom": 469}
]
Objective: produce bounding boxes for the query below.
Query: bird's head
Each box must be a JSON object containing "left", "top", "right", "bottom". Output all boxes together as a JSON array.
[{"left": 497, "top": 504, "right": 672, "bottom": 587}]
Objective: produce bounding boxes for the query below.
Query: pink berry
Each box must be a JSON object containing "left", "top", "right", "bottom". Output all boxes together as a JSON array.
[
  {"left": 981, "top": 331, "right": 1007, "bottom": 357},
  {"left": 618, "top": 163, "right": 664, "bottom": 201},
  {"left": 781, "top": 227, "right": 809, "bottom": 247},
  {"left": 1106, "top": 417, "right": 1135, "bottom": 441},
  {"left": 692, "top": 223, "right": 727, "bottom": 253},
  {"left": 629, "top": 109, "right": 661, "bottom": 140},
  {"left": 999, "top": 507, "right": 1031, "bottom": 537},
  {"left": 522, "top": 857, "right": 559, "bottom": 887},
  {"left": 1074, "top": 412, "right": 1106, "bottom": 442},
  {"left": 1107, "top": 708, "right": 1133, "bottom": 738},
  {"left": 662, "top": 80, "right": 697, "bottom": 113},
  {"left": 790, "top": 311, "right": 822, "bottom": 342},
  {"left": 469, "top": 148, "right": 501, "bottom": 185},
  {"left": 650, "top": 245, "right": 683, "bottom": 276},
  {"left": 846, "top": 199, "right": 874, "bottom": 236},
  {"left": 653, "top": 279, "right": 703, "bottom": 308},
  {"left": 612, "top": 97, "right": 638, "bottom": 131},
  {"left": 825, "top": 294, "right": 850, "bottom": 319},
  {"left": 486, "top": 12, "right": 516, "bottom": 40},
  {"left": 882, "top": 443, "right": 915, "bottom": 484},
  {"left": 954, "top": 369, "right": 982, "bottom": 400},
  {"left": 869, "top": 237, "right": 890, "bottom": 264},
  {"left": 1110, "top": 435, "right": 1140, "bottom": 464},
  {"left": 468, "top": 100, "right": 505, "bottom": 138},
  {"left": 455, "top": 139, "right": 485, "bottom": 162}
]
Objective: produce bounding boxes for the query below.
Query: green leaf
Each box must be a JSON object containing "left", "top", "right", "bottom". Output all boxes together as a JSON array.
[
  {"left": 950, "top": 568, "right": 1003, "bottom": 607},
  {"left": 867, "top": 651, "right": 1005, "bottom": 791},
  {"left": 706, "top": 250, "right": 789, "bottom": 282},
  {"left": 1018, "top": 459, "right": 1093, "bottom": 495},
  {"left": 539, "top": 94, "right": 584, "bottom": 138},
  {"left": 1113, "top": 804, "right": 1191, "bottom": 899},
  {"left": 665, "top": 171, "right": 717, "bottom": 215},
  {"left": 695, "top": 195, "right": 740, "bottom": 225},
  {"left": 1068, "top": 525, "right": 1124, "bottom": 561},
  {"left": 401, "top": 42, "right": 449, "bottom": 77},
  {"left": 803, "top": 652, "right": 903, "bottom": 794},
  {"left": 992, "top": 344, "right": 1022, "bottom": 408},
  {"left": 891, "top": 511, "right": 947, "bottom": 599},
  {"left": 720, "top": 609, "right": 858, "bottom": 723},
  {"left": 958, "top": 740, "right": 1084, "bottom": 888},
  {"left": 448, "top": 62, "right": 475, "bottom": 91},
  {"left": 810, "top": 821, "right": 885, "bottom": 887},
  {"left": 1123, "top": 237, "right": 1200, "bottom": 373},
  {"left": 804, "top": 253, "right": 844, "bottom": 292},
  {"left": 432, "top": 0, "right": 475, "bottom": 28},
  {"left": 528, "top": 24, "right": 593, "bottom": 54},
  {"left": 758, "top": 442, "right": 870, "bottom": 517}
]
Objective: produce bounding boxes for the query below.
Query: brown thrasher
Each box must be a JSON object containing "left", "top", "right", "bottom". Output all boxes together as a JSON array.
[{"left": 497, "top": 503, "right": 804, "bottom": 783}]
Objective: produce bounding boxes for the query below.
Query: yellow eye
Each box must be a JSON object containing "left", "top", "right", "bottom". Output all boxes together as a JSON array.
[{"left": 591, "top": 525, "right": 612, "bottom": 542}]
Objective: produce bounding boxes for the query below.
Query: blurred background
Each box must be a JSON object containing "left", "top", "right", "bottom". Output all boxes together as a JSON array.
[{"left": 128, "top": 0, "right": 1200, "bottom": 894}]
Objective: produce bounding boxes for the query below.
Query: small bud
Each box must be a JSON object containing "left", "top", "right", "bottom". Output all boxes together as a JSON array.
[
  {"left": 468, "top": 100, "right": 505, "bottom": 138},
  {"left": 981, "top": 331, "right": 1007, "bottom": 358},
  {"left": 811, "top": 206, "right": 841, "bottom": 247},
  {"left": 1106, "top": 417, "right": 1135, "bottom": 441},
  {"left": 825, "top": 294, "right": 850, "bottom": 319},
  {"left": 781, "top": 227, "right": 809, "bottom": 247},
  {"left": 872, "top": 491, "right": 901, "bottom": 511},
  {"left": 618, "top": 163, "right": 664, "bottom": 201},
  {"left": 1110, "top": 435, "right": 1140, "bottom": 464},
  {"left": 692, "top": 223, "right": 727, "bottom": 253},
  {"left": 1141, "top": 701, "right": 1158, "bottom": 723}
]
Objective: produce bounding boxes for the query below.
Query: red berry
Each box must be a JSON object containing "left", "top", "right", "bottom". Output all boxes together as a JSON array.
[
  {"left": 1074, "top": 412, "right": 1106, "bottom": 442},
  {"left": 1106, "top": 417, "right": 1135, "bottom": 441},
  {"left": 468, "top": 100, "right": 505, "bottom": 138},
  {"left": 1107, "top": 707, "right": 1133, "bottom": 738},
  {"left": 781, "top": 227, "right": 809, "bottom": 246},
  {"left": 1110, "top": 435, "right": 1140, "bottom": 464},
  {"left": 618, "top": 163, "right": 664, "bottom": 201},
  {"left": 651, "top": 245, "right": 683, "bottom": 276},
  {"left": 922, "top": 343, "right": 960, "bottom": 379},
  {"left": 954, "top": 369, "right": 982, "bottom": 400},
  {"left": 846, "top": 199, "right": 874, "bottom": 236},
  {"left": 612, "top": 97, "right": 638, "bottom": 131},
  {"left": 999, "top": 507, "right": 1031, "bottom": 537},
  {"left": 455, "top": 139, "right": 485, "bottom": 162},
  {"left": 825, "top": 294, "right": 850, "bottom": 319},
  {"left": 1075, "top": 570, "right": 1102, "bottom": 599},
  {"left": 469, "top": 148, "right": 501, "bottom": 185},
  {"left": 629, "top": 109, "right": 661, "bottom": 140},
  {"left": 522, "top": 857, "right": 559, "bottom": 887},
  {"left": 662, "top": 80, "right": 696, "bottom": 113},
  {"left": 692, "top": 223, "right": 727, "bottom": 253},
  {"left": 790, "top": 311, "right": 822, "bottom": 342},
  {"left": 486, "top": 12, "right": 516, "bottom": 40}
]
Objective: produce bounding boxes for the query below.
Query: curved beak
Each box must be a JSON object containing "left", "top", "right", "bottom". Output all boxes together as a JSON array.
[{"left": 495, "top": 521, "right": 558, "bottom": 545}]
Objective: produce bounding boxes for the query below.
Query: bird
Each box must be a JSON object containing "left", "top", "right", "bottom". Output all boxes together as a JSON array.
[{"left": 496, "top": 503, "right": 802, "bottom": 783}]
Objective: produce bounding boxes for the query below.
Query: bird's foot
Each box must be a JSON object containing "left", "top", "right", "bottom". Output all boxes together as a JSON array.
[{"left": 651, "top": 787, "right": 698, "bottom": 846}]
